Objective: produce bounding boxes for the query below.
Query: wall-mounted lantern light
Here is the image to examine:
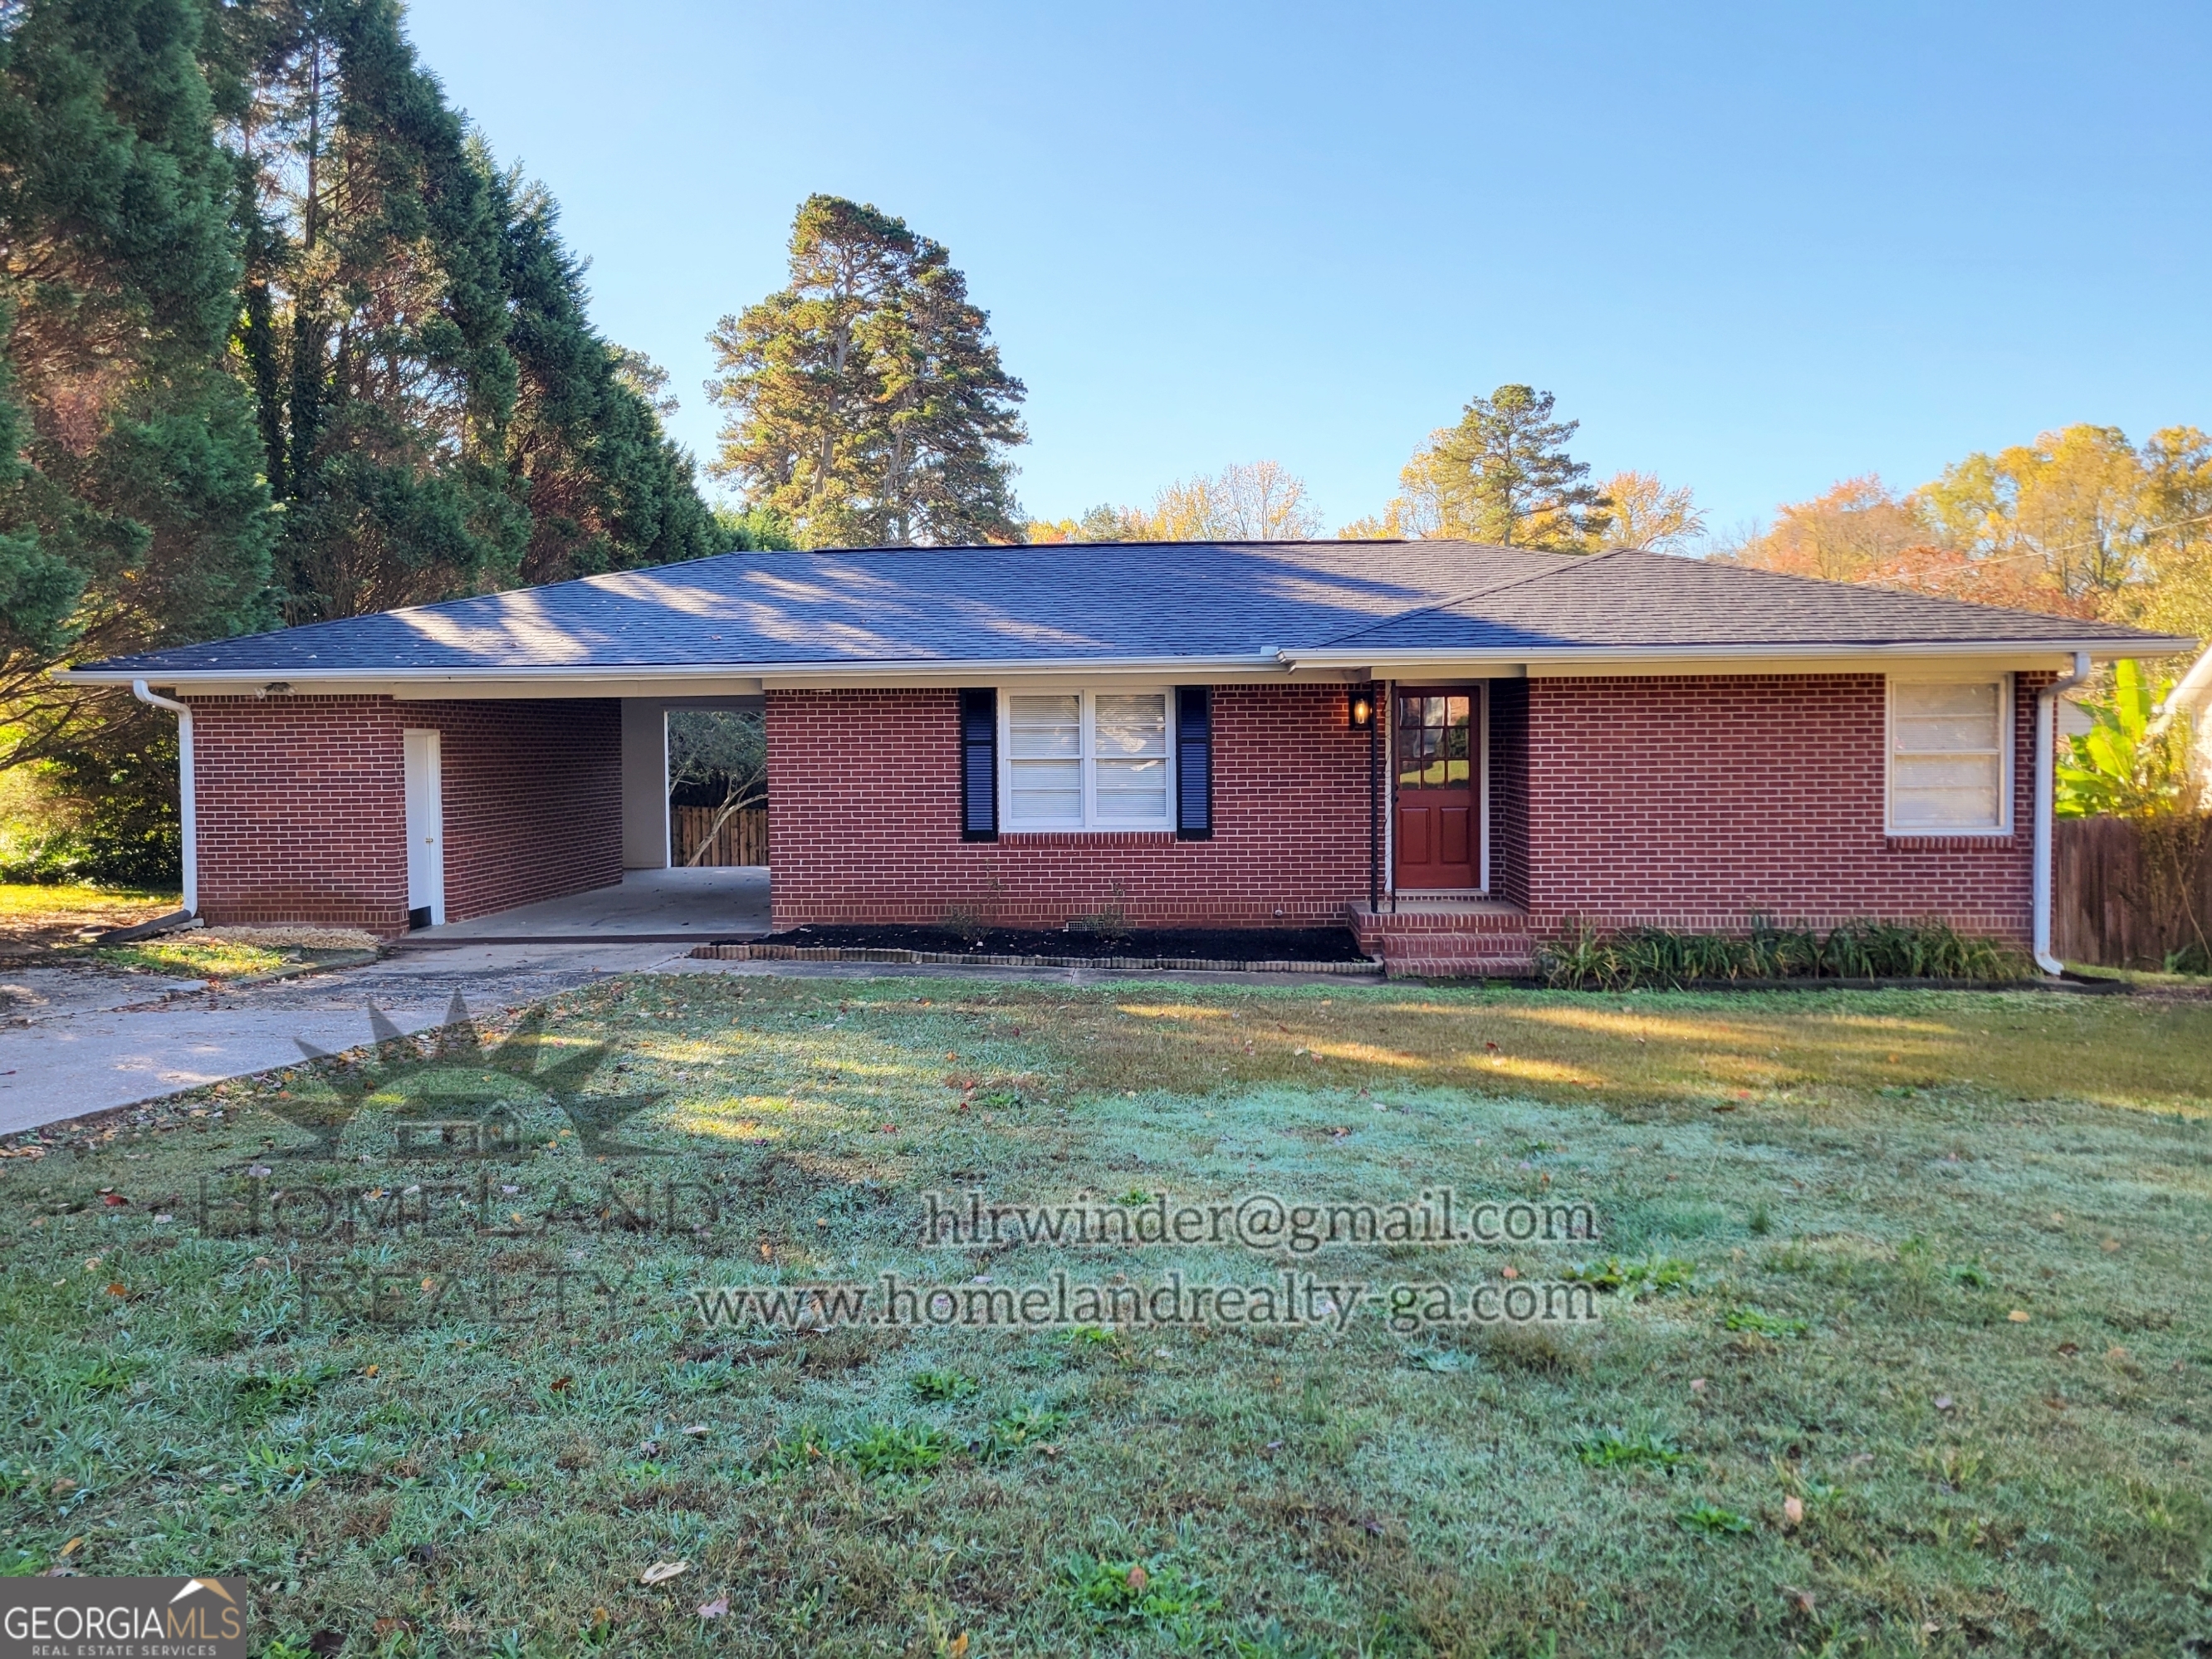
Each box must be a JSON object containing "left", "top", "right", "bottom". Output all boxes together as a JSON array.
[{"left": 1348, "top": 688, "right": 1375, "bottom": 729}]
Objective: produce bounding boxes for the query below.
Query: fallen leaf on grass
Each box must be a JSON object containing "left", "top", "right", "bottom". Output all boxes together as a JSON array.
[
  {"left": 1782, "top": 1495, "right": 1803, "bottom": 1528},
  {"left": 696, "top": 1594, "right": 728, "bottom": 1619},
  {"left": 1125, "top": 1564, "right": 1148, "bottom": 1593},
  {"left": 2008, "top": 1309, "right": 2031, "bottom": 1323},
  {"left": 639, "top": 1560, "right": 688, "bottom": 1586}
]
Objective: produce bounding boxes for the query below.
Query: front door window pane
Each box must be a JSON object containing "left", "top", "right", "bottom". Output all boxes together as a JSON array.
[{"left": 1398, "top": 692, "right": 1472, "bottom": 787}]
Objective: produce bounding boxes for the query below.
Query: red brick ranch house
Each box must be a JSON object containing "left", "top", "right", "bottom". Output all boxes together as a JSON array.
[{"left": 62, "top": 541, "right": 2190, "bottom": 976}]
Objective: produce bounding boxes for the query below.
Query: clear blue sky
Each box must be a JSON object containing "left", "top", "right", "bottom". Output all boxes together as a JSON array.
[{"left": 407, "top": 0, "right": 2212, "bottom": 539}]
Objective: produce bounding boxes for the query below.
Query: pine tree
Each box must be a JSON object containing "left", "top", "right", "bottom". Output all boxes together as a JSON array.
[
  {"left": 487, "top": 159, "right": 719, "bottom": 585},
  {"left": 706, "top": 194, "right": 1026, "bottom": 547},
  {"left": 1382, "top": 385, "right": 1613, "bottom": 551},
  {"left": 228, "top": 0, "right": 525, "bottom": 622}
]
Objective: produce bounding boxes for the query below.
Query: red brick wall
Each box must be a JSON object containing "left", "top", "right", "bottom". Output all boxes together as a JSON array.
[
  {"left": 189, "top": 696, "right": 621, "bottom": 933},
  {"left": 1516, "top": 672, "right": 2046, "bottom": 940},
  {"left": 766, "top": 684, "right": 1371, "bottom": 930}
]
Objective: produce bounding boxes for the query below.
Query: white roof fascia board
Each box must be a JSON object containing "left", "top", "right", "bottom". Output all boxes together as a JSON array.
[{"left": 1280, "top": 639, "right": 2197, "bottom": 673}]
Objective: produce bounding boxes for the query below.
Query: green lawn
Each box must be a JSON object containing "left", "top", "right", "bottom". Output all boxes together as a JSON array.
[
  {"left": 4, "top": 976, "right": 2210, "bottom": 1657},
  {"left": 0, "top": 881, "right": 177, "bottom": 957}
]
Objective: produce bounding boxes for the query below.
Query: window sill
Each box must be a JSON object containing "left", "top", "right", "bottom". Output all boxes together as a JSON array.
[
  {"left": 1885, "top": 830, "right": 2019, "bottom": 850},
  {"left": 996, "top": 827, "right": 1182, "bottom": 844}
]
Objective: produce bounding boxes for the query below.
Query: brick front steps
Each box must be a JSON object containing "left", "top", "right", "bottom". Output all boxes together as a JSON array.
[{"left": 1345, "top": 901, "right": 1537, "bottom": 980}]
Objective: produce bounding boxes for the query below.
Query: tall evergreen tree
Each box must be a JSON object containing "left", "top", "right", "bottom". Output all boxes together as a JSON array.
[
  {"left": 0, "top": 0, "right": 275, "bottom": 773},
  {"left": 228, "top": 0, "right": 525, "bottom": 622},
  {"left": 1368, "top": 385, "right": 1613, "bottom": 551},
  {"left": 706, "top": 195, "right": 1025, "bottom": 547},
  {"left": 487, "top": 159, "right": 720, "bottom": 585}
]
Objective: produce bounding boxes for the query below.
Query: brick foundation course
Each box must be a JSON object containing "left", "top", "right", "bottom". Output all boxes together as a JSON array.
[{"left": 190, "top": 695, "right": 621, "bottom": 934}]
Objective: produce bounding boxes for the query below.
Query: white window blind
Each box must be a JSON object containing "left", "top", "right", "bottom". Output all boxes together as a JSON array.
[
  {"left": 1003, "top": 691, "right": 1173, "bottom": 829},
  {"left": 1007, "top": 694, "right": 1082, "bottom": 825},
  {"left": 1889, "top": 678, "right": 2008, "bottom": 831}
]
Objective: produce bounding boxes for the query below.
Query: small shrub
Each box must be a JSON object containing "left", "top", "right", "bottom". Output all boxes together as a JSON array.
[
  {"left": 941, "top": 904, "right": 991, "bottom": 947},
  {"left": 1538, "top": 913, "right": 2032, "bottom": 988},
  {"left": 1067, "top": 881, "right": 1133, "bottom": 944}
]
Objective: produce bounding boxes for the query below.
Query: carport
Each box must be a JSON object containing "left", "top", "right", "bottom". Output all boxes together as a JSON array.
[{"left": 387, "top": 690, "right": 771, "bottom": 945}]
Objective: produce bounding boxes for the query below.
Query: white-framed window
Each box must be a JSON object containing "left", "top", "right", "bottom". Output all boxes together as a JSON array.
[
  {"left": 1001, "top": 688, "right": 1176, "bottom": 830},
  {"left": 1887, "top": 674, "right": 2012, "bottom": 834}
]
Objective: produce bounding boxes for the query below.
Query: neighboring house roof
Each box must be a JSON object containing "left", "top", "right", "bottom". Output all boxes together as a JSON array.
[{"left": 62, "top": 541, "right": 2195, "bottom": 685}]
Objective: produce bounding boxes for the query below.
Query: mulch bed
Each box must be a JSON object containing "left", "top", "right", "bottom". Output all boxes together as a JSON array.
[{"left": 727, "top": 923, "right": 1374, "bottom": 964}]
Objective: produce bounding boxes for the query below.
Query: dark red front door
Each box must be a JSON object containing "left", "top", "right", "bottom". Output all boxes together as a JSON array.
[{"left": 1395, "top": 689, "right": 1476, "bottom": 889}]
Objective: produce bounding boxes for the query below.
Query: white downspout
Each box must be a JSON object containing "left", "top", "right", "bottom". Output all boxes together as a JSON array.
[
  {"left": 132, "top": 680, "right": 196, "bottom": 917},
  {"left": 2033, "top": 651, "right": 2092, "bottom": 976}
]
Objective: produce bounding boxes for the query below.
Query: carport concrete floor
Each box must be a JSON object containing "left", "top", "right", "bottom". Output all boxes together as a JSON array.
[{"left": 404, "top": 865, "right": 770, "bottom": 944}]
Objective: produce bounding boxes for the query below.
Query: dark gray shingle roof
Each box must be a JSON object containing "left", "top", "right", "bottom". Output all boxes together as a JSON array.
[{"left": 72, "top": 541, "right": 2190, "bottom": 678}]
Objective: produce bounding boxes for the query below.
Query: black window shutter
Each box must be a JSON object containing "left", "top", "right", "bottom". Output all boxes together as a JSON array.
[
  {"left": 959, "top": 688, "right": 998, "bottom": 841},
  {"left": 1176, "top": 686, "right": 1211, "bottom": 839}
]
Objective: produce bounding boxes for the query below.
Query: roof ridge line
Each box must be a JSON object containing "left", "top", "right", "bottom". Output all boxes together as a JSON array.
[{"left": 1303, "top": 546, "right": 1627, "bottom": 650}]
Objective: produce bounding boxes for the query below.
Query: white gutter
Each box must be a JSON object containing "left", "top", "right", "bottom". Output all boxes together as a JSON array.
[
  {"left": 2033, "top": 651, "right": 2092, "bottom": 976},
  {"left": 1279, "top": 637, "right": 2195, "bottom": 670},
  {"left": 132, "top": 680, "right": 196, "bottom": 917},
  {"left": 53, "top": 634, "right": 2200, "bottom": 692}
]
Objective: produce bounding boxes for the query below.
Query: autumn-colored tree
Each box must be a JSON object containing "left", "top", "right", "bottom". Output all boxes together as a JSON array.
[
  {"left": 707, "top": 195, "right": 1026, "bottom": 547},
  {"left": 1734, "top": 426, "right": 2212, "bottom": 628},
  {"left": 1918, "top": 425, "right": 2153, "bottom": 613},
  {"left": 1597, "top": 471, "right": 1705, "bottom": 551},
  {"left": 2134, "top": 426, "right": 2212, "bottom": 643},
  {"left": 1720, "top": 476, "right": 1925, "bottom": 583},
  {"left": 1030, "top": 462, "right": 1321, "bottom": 542}
]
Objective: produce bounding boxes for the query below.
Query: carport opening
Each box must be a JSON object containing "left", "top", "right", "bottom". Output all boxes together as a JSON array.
[{"left": 668, "top": 708, "right": 766, "bottom": 869}]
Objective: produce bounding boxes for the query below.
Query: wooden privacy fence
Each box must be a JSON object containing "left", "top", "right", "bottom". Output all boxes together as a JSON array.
[
  {"left": 673, "top": 806, "right": 767, "bottom": 868},
  {"left": 2053, "top": 814, "right": 2212, "bottom": 968}
]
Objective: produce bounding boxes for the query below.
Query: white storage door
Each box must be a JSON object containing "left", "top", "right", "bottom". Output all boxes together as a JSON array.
[{"left": 403, "top": 728, "right": 445, "bottom": 927}]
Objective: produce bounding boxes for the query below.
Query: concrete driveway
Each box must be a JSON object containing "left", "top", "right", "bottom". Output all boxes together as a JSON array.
[{"left": 0, "top": 867, "right": 780, "bottom": 1134}]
